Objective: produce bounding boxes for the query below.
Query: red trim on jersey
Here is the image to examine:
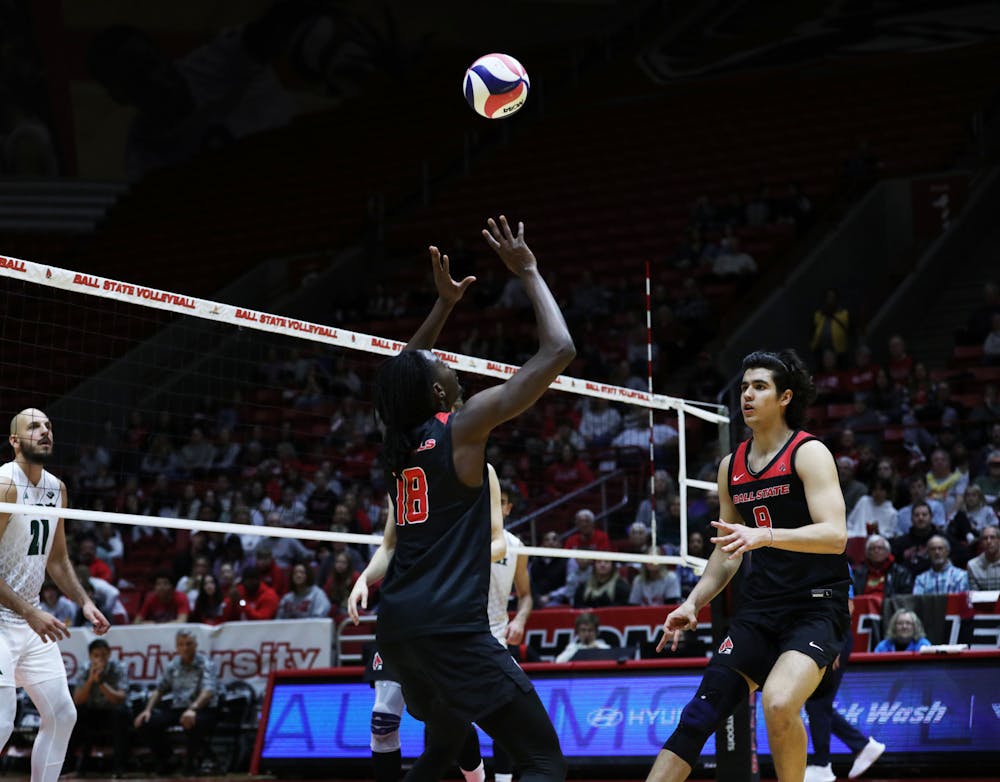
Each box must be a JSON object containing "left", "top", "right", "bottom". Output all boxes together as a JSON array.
[
  {"left": 435, "top": 412, "right": 451, "bottom": 424},
  {"left": 730, "top": 430, "right": 816, "bottom": 485}
]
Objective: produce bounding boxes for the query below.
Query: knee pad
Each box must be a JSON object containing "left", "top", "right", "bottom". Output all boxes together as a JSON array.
[
  {"left": 664, "top": 666, "right": 749, "bottom": 768},
  {"left": 370, "top": 711, "right": 401, "bottom": 752}
]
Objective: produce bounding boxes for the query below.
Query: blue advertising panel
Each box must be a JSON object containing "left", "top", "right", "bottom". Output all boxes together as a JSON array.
[{"left": 260, "top": 657, "right": 1000, "bottom": 770}]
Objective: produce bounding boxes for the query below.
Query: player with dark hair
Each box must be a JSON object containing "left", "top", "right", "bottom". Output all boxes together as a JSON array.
[
  {"left": 349, "top": 215, "right": 573, "bottom": 782},
  {"left": 646, "top": 349, "right": 849, "bottom": 782}
]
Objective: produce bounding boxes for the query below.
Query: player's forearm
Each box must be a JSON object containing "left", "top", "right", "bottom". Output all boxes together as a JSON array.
[
  {"left": 490, "top": 533, "right": 507, "bottom": 563},
  {"left": 361, "top": 544, "right": 394, "bottom": 586},
  {"left": 520, "top": 269, "right": 575, "bottom": 360},
  {"left": 404, "top": 297, "right": 456, "bottom": 351},
  {"left": 771, "top": 521, "right": 847, "bottom": 554},
  {"left": 514, "top": 594, "right": 533, "bottom": 625},
  {"left": 685, "top": 549, "right": 739, "bottom": 612},
  {"left": 0, "top": 578, "right": 40, "bottom": 618},
  {"left": 47, "top": 557, "right": 91, "bottom": 606}
]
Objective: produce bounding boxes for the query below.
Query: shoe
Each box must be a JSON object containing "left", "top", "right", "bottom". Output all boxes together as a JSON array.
[
  {"left": 849, "top": 737, "right": 886, "bottom": 778},
  {"left": 804, "top": 763, "right": 836, "bottom": 782}
]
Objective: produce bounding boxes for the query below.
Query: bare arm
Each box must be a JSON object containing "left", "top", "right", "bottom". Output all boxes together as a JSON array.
[
  {"left": 452, "top": 217, "right": 575, "bottom": 481},
  {"left": 47, "top": 482, "right": 110, "bottom": 634},
  {"left": 347, "top": 498, "right": 397, "bottom": 624},
  {"left": 506, "top": 553, "right": 533, "bottom": 645},
  {"left": 488, "top": 464, "right": 507, "bottom": 563},
  {"left": 403, "top": 246, "right": 475, "bottom": 351},
  {"left": 713, "top": 441, "right": 848, "bottom": 557}
]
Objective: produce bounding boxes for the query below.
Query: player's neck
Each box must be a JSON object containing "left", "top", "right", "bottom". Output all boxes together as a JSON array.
[
  {"left": 750, "top": 421, "right": 793, "bottom": 455},
  {"left": 14, "top": 455, "right": 43, "bottom": 485}
]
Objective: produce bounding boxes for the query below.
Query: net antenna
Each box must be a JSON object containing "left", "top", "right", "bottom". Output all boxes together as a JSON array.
[{"left": 0, "top": 252, "right": 726, "bottom": 571}]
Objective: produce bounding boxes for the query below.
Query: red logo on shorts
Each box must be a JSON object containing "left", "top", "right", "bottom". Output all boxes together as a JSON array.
[
  {"left": 372, "top": 651, "right": 383, "bottom": 671},
  {"left": 718, "top": 636, "right": 734, "bottom": 655}
]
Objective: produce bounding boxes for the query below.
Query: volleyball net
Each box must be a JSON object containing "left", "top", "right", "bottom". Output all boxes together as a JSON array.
[{"left": 0, "top": 251, "right": 728, "bottom": 578}]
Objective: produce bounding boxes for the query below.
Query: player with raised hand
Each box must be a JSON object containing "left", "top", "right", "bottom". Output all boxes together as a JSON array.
[
  {"left": 0, "top": 408, "right": 110, "bottom": 782},
  {"left": 647, "top": 350, "right": 849, "bottom": 782},
  {"left": 350, "top": 215, "right": 573, "bottom": 782}
]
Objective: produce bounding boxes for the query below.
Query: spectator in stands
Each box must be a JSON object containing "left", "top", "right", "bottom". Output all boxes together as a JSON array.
[
  {"left": 926, "top": 447, "right": 968, "bottom": 517},
  {"left": 845, "top": 344, "right": 877, "bottom": 394},
  {"left": 564, "top": 509, "right": 611, "bottom": 552},
  {"left": 222, "top": 565, "right": 279, "bottom": 621},
  {"left": 273, "top": 485, "right": 307, "bottom": 527},
  {"left": 853, "top": 534, "right": 913, "bottom": 597},
  {"left": 985, "top": 312, "right": 1000, "bottom": 365},
  {"left": 836, "top": 456, "right": 867, "bottom": 513},
  {"left": 620, "top": 521, "right": 653, "bottom": 558},
  {"left": 968, "top": 386, "right": 1000, "bottom": 451},
  {"left": 841, "top": 394, "right": 884, "bottom": 450},
  {"left": 177, "top": 427, "right": 215, "bottom": 476},
  {"left": 134, "top": 630, "right": 219, "bottom": 775},
  {"left": 135, "top": 571, "right": 191, "bottom": 624},
  {"left": 277, "top": 562, "right": 331, "bottom": 619},
  {"left": 959, "top": 281, "right": 1000, "bottom": 346},
  {"left": 554, "top": 612, "right": 610, "bottom": 662},
  {"left": 95, "top": 521, "right": 124, "bottom": 565},
  {"left": 612, "top": 410, "right": 678, "bottom": 464},
  {"left": 531, "top": 531, "right": 569, "bottom": 608},
  {"left": 251, "top": 544, "right": 288, "bottom": 595},
  {"left": 211, "top": 427, "right": 241, "bottom": 473},
  {"left": 325, "top": 550, "right": 360, "bottom": 619},
  {"left": 967, "top": 525, "right": 1000, "bottom": 590},
  {"left": 189, "top": 573, "right": 225, "bottom": 625},
  {"left": 261, "top": 533, "right": 312, "bottom": 571},
  {"left": 546, "top": 417, "right": 587, "bottom": 460},
  {"left": 544, "top": 444, "right": 595, "bottom": 500},
  {"left": 69, "top": 639, "right": 130, "bottom": 778},
  {"left": 711, "top": 237, "right": 757, "bottom": 278},
  {"left": 573, "top": 558, "right": 629, "bottom": 608},
  {"left": 40, "top": 580, "right": 77, "bottom": 626},
  {"left": 892, "top": 502, "right": 940, "bottom": 576},
  {"left": 974, "top": 450, "right": 1000, "bottom": 504},
  {"left": 74, "top": 564, "right": 127, "bottom": 623},
  {"left": 628, "top": 548, "right": 681, "bottom": 606},
  {"left": 677, "top": 530, "right": 706, "bottom": 598},
  {"left": 873, "top": 609, "right": 931, "bottom": 653},
  {"left": 897, "top": 476, "right": 946, "bottom": 535},
  {"left": 214, "top": 535, "right": 246, "bottom": 583},
  {"left": 868, "top": 367, "right": 904, "bottom": 421},
  {"left": 810, "top": 289, "right": 851, "bottom": 368},
  {"left": 948, "top": 484, "right": 998, "bottom": 554},
  {"left": 634, "top": 469, "right": 677, "bottom": 529},
  {"left": 304, "top": 469, "right": 339, "bottom": 525},
  {"left": 913, "top": 535, "right": 968, "bottom": 595},
  {"left": 846, "top": 477, "right": 898, "bottom": 538},
  {"left": 177, "top": 555, "right": 212, "bottom": 607},
  {"left": 685, "top": 351, "right": 726, "bottom": 403},
  {"left": 812, "top": 349, "right": 847, "bottom": 404},
  {"left": 886, "top": 334, "right": 913, "bottom": 387},
  {"left": 77, "top": 535, "right": 114, "bottom": 582}
]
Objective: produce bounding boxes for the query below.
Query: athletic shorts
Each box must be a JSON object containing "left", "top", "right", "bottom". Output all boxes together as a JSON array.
[
  {"left": 0, "top": 621, "right": 67, "bottom": 688},
  {"left": 362, "top": 642, "right": 401, "bottom": 683},
  {"left": 378, "top": 631, "right": 534, "bottom": 724},
  {"left": 708, "top": 597, "right": 849, "bottom": 687}
]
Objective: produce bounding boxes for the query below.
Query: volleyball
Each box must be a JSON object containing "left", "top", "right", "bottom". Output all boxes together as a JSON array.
[{"left": 462, "top": 53, "right": 530, "bottom": 119}]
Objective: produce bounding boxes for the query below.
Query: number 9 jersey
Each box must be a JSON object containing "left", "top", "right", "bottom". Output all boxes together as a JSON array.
[
  {"left": 378, "top": 412, "right": 492, "bottom": 643},
  {"left": 0, "top": 461, "right": 63, "bottom": 626},
  {"left": 728, "top": 430, "right": 849, "bottom": 606}
]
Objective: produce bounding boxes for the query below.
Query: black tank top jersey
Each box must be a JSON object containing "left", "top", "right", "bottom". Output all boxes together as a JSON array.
[
  {"left": 377, "top": 412, "right": 491, "bottom": 642},
  {"left": 728, "top": 430, "right": 849, "bottom": 605}
]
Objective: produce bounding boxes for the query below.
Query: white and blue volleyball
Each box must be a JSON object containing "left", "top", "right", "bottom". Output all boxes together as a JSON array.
[{"left": 463, "top": 53, "right": 530, "bottom": 119}]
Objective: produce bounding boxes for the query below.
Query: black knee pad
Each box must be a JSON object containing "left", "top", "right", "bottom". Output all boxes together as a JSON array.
[
  {"left": 371, "top": 710, "right": 401, "bottom": 737},
  {"left": 663, "top": 666, "right": 749, "bottom": 768}
]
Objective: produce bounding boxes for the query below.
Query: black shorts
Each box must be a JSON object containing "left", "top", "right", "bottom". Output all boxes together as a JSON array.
[
  {"left": 361, "top": 642, "right": 401, "bottom": 683},
  {"left": 378, "top": 631, "right": 534, "bottom": 724},
  {"left": 709, "top": 596, "right": 849, "bottom": 687}
]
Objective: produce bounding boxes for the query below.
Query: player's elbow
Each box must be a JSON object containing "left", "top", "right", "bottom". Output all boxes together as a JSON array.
[
  {"left": 543, "top": 340, "right": 576, "bottom": 370},
  {"left": 827, "top": 525, "right": 848, "bottom": 554}
]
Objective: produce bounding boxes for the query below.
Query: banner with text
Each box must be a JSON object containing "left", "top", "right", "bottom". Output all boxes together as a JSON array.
[{"left": 58, "top": 619, "right": 332, "bottom": 695}]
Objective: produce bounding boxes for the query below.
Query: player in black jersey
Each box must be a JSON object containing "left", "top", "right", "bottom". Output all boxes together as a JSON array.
[
  {"left": 646, "top": 349, "right": 849, "bottom": 782},
  {"left": 348, "top": 215, "right": 573, "bottom": 782}
]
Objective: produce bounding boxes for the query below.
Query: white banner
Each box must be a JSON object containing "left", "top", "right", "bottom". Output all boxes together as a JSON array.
[{"left": 57, "top": 619, "right": 332, "bottom": 696}]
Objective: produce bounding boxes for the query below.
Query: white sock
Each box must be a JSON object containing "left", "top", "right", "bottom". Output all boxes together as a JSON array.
[
  {"left": 461, "top": 760, "right": 485, "bottom": 782},
  {"left": 495, "top": 773, "right": 514, "bottom": 782}
]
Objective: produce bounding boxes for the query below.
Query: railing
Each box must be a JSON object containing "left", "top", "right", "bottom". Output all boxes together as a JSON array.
[
  {"left": 506, "top": 469, "right": 630, "bottom": 546},
  {"left": 335, "top": 613, "right": 376, "bottom": 666}
]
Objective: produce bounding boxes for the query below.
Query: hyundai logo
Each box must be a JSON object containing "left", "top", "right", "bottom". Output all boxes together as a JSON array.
[{"left": 587, "top": 708, "right": 624, "bottom": 728}]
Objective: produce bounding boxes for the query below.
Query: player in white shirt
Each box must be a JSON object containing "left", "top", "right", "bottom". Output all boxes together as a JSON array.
[{"left": 0, "top": 409, "right": 110, "bottom": 782}]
